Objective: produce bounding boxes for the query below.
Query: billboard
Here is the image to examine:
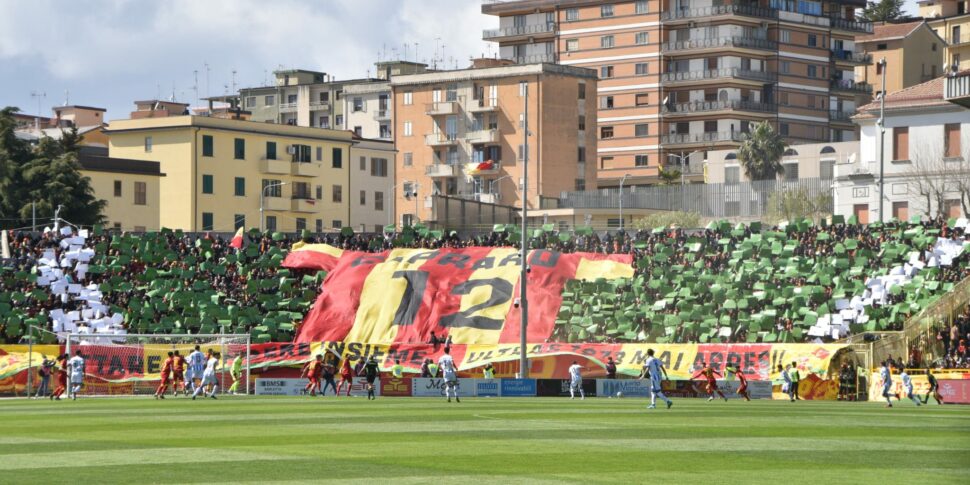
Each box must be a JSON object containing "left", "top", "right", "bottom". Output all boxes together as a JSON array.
[
  {"left": 500, "top": 379, "right": 537, "bottom": 397},
  {"left": 411, "top": 377, "right": 477, "bottom": 397}
]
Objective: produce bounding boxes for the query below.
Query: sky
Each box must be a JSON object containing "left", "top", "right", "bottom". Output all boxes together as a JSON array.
[{"left": 0, "top": 0, "right": 921, "bottom": 122}]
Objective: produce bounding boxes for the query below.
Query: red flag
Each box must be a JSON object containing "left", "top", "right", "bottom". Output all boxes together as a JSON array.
[{"left": 229, "top": 227, "right": 244, "bottom": 249}]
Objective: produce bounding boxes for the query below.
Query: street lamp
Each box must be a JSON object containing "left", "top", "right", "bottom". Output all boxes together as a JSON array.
[
  {"left": 260, "top": 182, "right": 288, "bottom": 232},
  {"left": 667, "top": 150, "right": 702, "bottom": 212},
  {"left": 618, "top": 174, "right": 631, "bottom": 232},
  {"left": 489, "top": 174, "right": 514, "bottom": 200}
]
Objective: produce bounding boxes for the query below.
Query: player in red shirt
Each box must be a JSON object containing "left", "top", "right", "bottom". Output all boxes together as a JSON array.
[
  {"left": 729, "top": 364, "right": 751, "bottom": 401},
  {"left": 337, "top": 358, "right": 354, "bottom": 396},
  {"left": 50, "top": 353, "right": 69, "bottom": 400},
  {"left": 692, "top": 362, "right": 728, "bottom": 402},
  {"left": 171, "top": 350, "right": 186, "bottom": 396},
  {"left": 155, "top": 351, "right": 175, "bottom": 399},
  {"left": 303, "top": 354, "right": 323, "bottom": 396}
]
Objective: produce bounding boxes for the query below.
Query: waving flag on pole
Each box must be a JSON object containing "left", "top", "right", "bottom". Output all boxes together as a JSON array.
[{"left": 229, "top": 227, "right": 245, "bottom": 249}]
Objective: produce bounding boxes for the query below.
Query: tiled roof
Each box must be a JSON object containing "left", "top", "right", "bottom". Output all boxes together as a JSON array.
[
  {"left": 857, "top": 21, "right": 923, "bottom": 42},
  {"left": 855, "top": 75, "right": 949, "bottom": 117}
]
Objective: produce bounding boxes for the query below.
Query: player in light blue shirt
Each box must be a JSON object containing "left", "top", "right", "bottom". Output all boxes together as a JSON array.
[
  {"left": 879, "top": 361, "right": 893, "bottom": 408},
  {"left": 638, "top": 349, "right": 672, "bottom": 410},
  {"left": 187, "top": 346, "right": 207, "bottom": 393},
  {"left": 899, "top": 368, "right": 921, "bottom": 406},
  {"left": 67, "top": 350, "right": 85, "bottom": 400}
]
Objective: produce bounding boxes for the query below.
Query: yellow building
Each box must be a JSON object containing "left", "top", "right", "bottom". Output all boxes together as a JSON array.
[
  {"left": 105, "top": 115, "right": 353, "bottom": 233},
  {"left": 78, "top": 147, "right": 163, "bottom": 232},
  {"left": 921, "top": 0, "right": 970, "bottom": 70},
  {"left": 856, "top": 21, "right": 945, "bottom": 97}
]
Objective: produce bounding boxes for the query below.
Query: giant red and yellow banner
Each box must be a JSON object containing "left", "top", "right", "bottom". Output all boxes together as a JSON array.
[{"left": 283, "top": 244, "right": 634, "bottom": 344}]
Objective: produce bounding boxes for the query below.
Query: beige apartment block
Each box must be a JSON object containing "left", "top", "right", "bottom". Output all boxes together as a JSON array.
[
  {"left": 483, "top": 0, "right": 874, "bottom": 188},
  {"left": 349, "top": 137, "right": 396, "bottom": 233},
  {"left": 856, "top": 21, "right": 945, "bottom": 96},
  {"left": 390, "top": 61, "right": 598, "bottom": 227},
  {"left": 921, "top": 0, "right": 970, "bottom": 71}
]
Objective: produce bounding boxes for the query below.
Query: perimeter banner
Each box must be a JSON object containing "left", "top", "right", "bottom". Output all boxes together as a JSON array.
[{"left": 283, "top": 244, "right": 634, "bottom": 344}]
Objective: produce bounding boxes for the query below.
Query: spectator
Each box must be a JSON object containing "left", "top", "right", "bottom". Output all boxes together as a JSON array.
[{"left": 605, "top": 357, "right": 617, "bottom": 379}]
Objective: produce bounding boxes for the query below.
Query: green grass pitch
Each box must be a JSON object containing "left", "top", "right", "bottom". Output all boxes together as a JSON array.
[{"left": 0, "top": 396, "right": 968, "bottom": 484}]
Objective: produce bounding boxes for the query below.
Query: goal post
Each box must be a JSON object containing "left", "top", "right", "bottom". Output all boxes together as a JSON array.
[{"left": 62, "top": 333, "right": 251, "bottom": 397}]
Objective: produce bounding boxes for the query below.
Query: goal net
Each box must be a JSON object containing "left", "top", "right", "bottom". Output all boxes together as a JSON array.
[{"left": 62, "top": 333, "right": 251, "bottom": 397}]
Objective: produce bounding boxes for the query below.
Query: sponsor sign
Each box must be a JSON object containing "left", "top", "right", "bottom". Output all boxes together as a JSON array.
[
  {"left": 411, "top": 377, "right": 477, "bottom": 397},
  {"left": 500, "top": 378, "right": 537, "bottom": 397},
  {"left": 380, "top": 377, "right": 413, "bottom": 397},
  {"left": 255, "top": 378, "right": 306, "bottom": 396},
  {"left": 939, "top": 379, "right": 970, "bottom": 404},
  {"left": 476, "top": 379, "right": 500, "bottom": 397},
  {"left": 597, "top": 379, "right": 651, "bottom": 398},
  {"left": 536, "top": 378, "right": 597, "bottom": 397}
]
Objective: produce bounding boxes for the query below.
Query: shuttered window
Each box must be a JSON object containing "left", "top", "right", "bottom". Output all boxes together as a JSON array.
[
  {"left": 945, "top": 123, "right": 961, "bottom": 158},
  {"left": 892, "top": 127, "right": 909, "bottom": 161}
]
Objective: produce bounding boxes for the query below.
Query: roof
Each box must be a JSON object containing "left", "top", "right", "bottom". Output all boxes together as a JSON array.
[
  {"left": 390, "top": 62, "right": 598, "bottom": 86},
  {"left": 854, "top": 75, "right": 953, "bottom": 118},
  {"left": 104, "top": 115, "right": 356, "bottom": 144},
  {"left": 53, "top": 105, "right": 106, "bottom": 112},
  {"left": 78, "top": 154, "right": 164, "bottom": 176},
  {"left": 857, "top": 21, "right": 924, "bottom": 42}
]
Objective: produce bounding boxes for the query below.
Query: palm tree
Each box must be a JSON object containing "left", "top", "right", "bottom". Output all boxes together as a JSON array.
[{"left": 736, "top": 121, "right": 787, "bottom": 181}]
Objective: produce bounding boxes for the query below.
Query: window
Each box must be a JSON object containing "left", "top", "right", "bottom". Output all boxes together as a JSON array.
[
  {"left": 403, "top": 152, "right": 413, "bottom": 167},
  {"left": 144, "top": 136, "right": 152, "bottom": 153},
  {"left": 353, "top": 126, "right": 362, "bottom": 137},
  {"left": 332, "top": 147, "right": 342, "bottom": 168},
  {"left": 202, "top": 174, "right": 213, "bottom": 194},
  {"left": 600, "top": 156, "right": 613, "bottom": 169},
  {"left": 565, "top": 38, "right": 580, "bottom": 52},
  {"left": 780, "top": 92, "right": 789, "bottom": 105},
  {"left": 601, "top": 4, "right": 614, "bottom": 17},
  {"left": 575, "top": 178, "right": 586, "bottom": 191},
  {"left": 600, "top": 126, "right": 614, "bottom": 139},
  {"left": 780, "top": 123, "right": 790, "bottom": 136},
  {"left": 234, "top": 138, "right": 245, "bottom": 160},
  {"left": 202, "top": 135, "right": 213, "bottom": 157},
  {"left": 245, "top": 96, "right": 256, "bottom": 108},
  {"left": 876, "top": 62, "right": 883, "bottom": 75},
  {"left": 234, "top": 214, "right": 245, "bottom": 230},
  {"left": 600, "top": 35, "right": 614, "bottom": 48},
  {"left": 725, "top": 166, "right": 740, "bottom": 184},
  {"left": 360, "top": 190, "right": 367, "bottom": 206},
  {"left": 353, "top": 97, "right": 364, "bottom": 112},
  {"left": 519, "top": 81, "right": 528, "bottom": 97},
  {"left": 113, "top": 180, "right": 122, "bottom": 197},
  {"left": 635, "top": 154, "right": 649, "bottom": 167},
  {"left": 877, "top": 43, "right": 887, "bottom": 50},
  {"left": 262, "top": 179, "right": 282, "bottom": 198},
  {"left": 202, "top": 213, "right": 214, "bottom": 231},
  {"left": 578, "top": 115, "right": 586, "bottom": 131},
  {"left": 332, "top": 184, "right": 342, "bottom": 203},
  {"left": 403, "top": 121, "right": 413, "bottom": 136},
  {"left": 403, "top": 91, "right": 413, "bottom": 105},
  {"left": 293, "top": 144, "right": 311, "bottom": 163},
  {"left": 371, "top": 158, "right": 388, "bottom": 177},
  {"left": 635, "top": 32, "right": 649, "bottom": 45},
  {"left": 295, "top": 218, "right": 306, "bottom": 231},
  {"left": 893, "top": 127, "right": 909, "bottom": 160},
  {"left": 807, "top": 34, "right": 817, "bottom": 47},
  {"left": 332, "top": 220, "right": 342, "bottom": 229},
  {"left": 600, "top": 65, "right": 614, "bottom": 78},
  {"left": 820, "top": 160, "right": 835, "bottom": 179},
  {"left": 780, "top": 61, "right": 791, "bottom": 74},
  {"left": 319, "top": 116, "right": 330, "bottom": 129},
  {"left": 565, "top": 7, "right": 578, "bottom": 20},
  {"left": 134, "top": 182, "right": 146, "bottom": 205},
  {"left": 293, "top": 181, "right": 311, "bottom": 199},
  {"left": 635, "top": 124, "right": 649, "bottom": 137},
  {"left": 635, "top": 0, "right": 648, "bottom": 14},
  {"left": 518, "top": 144, "right": 526, "bottom": 160},
  {"left": 375, "top": 191, "right": 384, "bottom": 211},
  {"left": 314, "top": 146, "right": 321, "bottom": 161},
  {"left": 635, "top": 63, "right": 649, "bottom": 75},
  {"left": 234, "top": 177, "right": 245, "bottom": 196},
  {"left": 359, "top": 156, "right": 367, "bottom": 171},
  {"left": 335, "top": 114, "right": 343, "bottom": 126},
  {"left": 635, "top": 93, "right": 650, "bottom": 106},
  {"left": 265, "top": 216, "right": 277, "bottom": 232},
  {"left": 780, "top": 30, "right": 791, "bottom": 43},
  {"left": 264, "top": 95, "right": 274, "bottom": 105},
  {"left": 578, "top": 147, "right": 586, "bottom": 162},
  {"left": 784, "top": 163, "right": 799, "bottom": 181},
  {"left": 807, "top": 65, "right": 817, "bottom": 78},
  {"left": 287, "top": 94, "right": 297, "bottom": 103},
  {"left": 578, "top": 83, "right": 586, "bottom": 99},
  {"left": 315, "top": 219, "right": 323, "bottom": 233},
  {"left": 600, "top": 96, "right": 614, "bottom": 109},
  {"left": 945, "top": 123, "right": 962, "bottom": 158},
  {"left": 316, "top": 185, "right": 323, "bottom": 200}
]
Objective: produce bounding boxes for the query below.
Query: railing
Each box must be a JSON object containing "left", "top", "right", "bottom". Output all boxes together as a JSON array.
[
  {"left": 469, "top": 98, "right": 499, "bottom": 111},
  {"left": 662, "top": 100, "right": 776, "bottom": 114},
  {"left": 834, "top": 159, "right": 875, "bottom": 178},
  {"left": 952, "top": 33, "right": 970, "bottom": 45},
  {"left": 466, "top": 129, "right": 499, "bottom": 144},
  {"left": 944, "top": 71, "right": 970, "bottom": 105},
  {"left": 662, "top": 36, "right": 776, "bottom": 53},
  {"left": 425, "top": 133, "right": 460, "bottom": 146},
  {"left": 831, "top": 50, "right": 872, "bottom": 64},
  {"left": 661, "top": 4, "right": 777, "bottom": 21},
  {"left": 309, "top": 101, "right": 330, "bottom": 110},
  {"left": 425, "top": 100, "right": 461, "bottom": 115},
  {"left": 830, "top": 79, "right": 873, "bottom": 94},
  {"left": 425, "top": 164, "right": 457, "bottom": 177},
  {"left": 483, "top": 22, "right": 555, "bottom": 39},
  {"left": 278, "top": 102, "right": 298, "bottom": 112},
  {"left": 829, "top": 110, "right": 854, "bottom": 122},
  {"left": 373, "top": 109, "right": 390, "bottom": 121},
  {"left": 829, "top": 15, "right": 874, "bottom": 33},
  {"left": 661, "top": 131, "right": 744, "bottom": 145},
  {"left": 661, "top": 68, "right": 777, "bottom": 83},
  {"left": 663, "top": 162, "right": 705, "bottom": 175},
  {"left": 510, "top": 53, "right": 557, "bottom": 64}
]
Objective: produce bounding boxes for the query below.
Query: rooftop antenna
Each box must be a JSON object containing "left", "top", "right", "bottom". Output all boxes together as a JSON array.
[
  {"left": 204, "top": 61, "right": 210, "bottom": 98},
  {"left": 403, "top": 43, "right": 409, "bottom": 61},
  {"left": 414, "top": 42, "right": 419, "bottom": 63},
  {"left": 192, "top": 70, "right": 199, "bottom": 105},
  {"left": 30, "top": 90, "right": 46, "bottom": 130},
  {"left": 170, "top": 82, "right": 176, "bottom": 102},
  {"left": 263, "top": 69, "right": 268, "bottom": 86},
  {"left": 63, "top": 89, "right": 70, "bottom": 106},
  {"left": 231, "top": 69, "right": 237, "bottom": 93}
]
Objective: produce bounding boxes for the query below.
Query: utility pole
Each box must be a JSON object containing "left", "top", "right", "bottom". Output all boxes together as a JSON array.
[
  {"left": 619, "top": 174, "right": 631, "bottom": 232},
  {"left": 519, "top": 83, "right": 530, "bottom": 378},
  {"left": 877, "top": 57, "right": 887, "bottom": 223},
  {"left": 32, "top": 203, "right": 36, "bottom": 232}
]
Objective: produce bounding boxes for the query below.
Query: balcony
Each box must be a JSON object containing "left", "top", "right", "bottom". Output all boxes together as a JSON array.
[
  {"left": 483, "top": 22, "right": 555, "bottom": 41},
  {"left": 466, "top": 129, "right": 500, "bottom": 144},
  {"left": 510, "top": 53, "right": 557, "bottom": 64},
  {"left": 425, "top": 100, "right": 460, "bottom": 116},
  {"left": 662, "top": 36, "right": 776, "bottom": 55},
  {"left": 835, "top": 160, "right": 875, "bottom": 179},
  {"left": 661, "top": 68, "right": 777, "bottom": 85},
  {"left": 661, "top": 4, "right": 777, "bottom": 22},
  {"left": 291, "top": 197, "right": 317, "bottom": 213},
  {"left": 945, "top": 70, "right": 970, "bottom": 108},
  {"left": 661, "top": 131, "right": 744, "bottom": 146},
  {"left": 309, "top": 100, "right": 330, "bottom": 111},
  {"left": 425, "top": 164, "right": 457, "bottom": 177},
  {"left": 465, "top": 160, "right": 501, "bottom": 176},
  {"left": 831, "top": 50, "right": 872, "bottom": 65},
  {"left": 262, "top": 196, "right": 289, "bottom": 212},
  {"left": 663, "top": 162, "right": 705, "bottom": 176},
  {"left": 260, "top": 158, "right": 290, "bottom": 175},
  {"left": 291, "top": 161, "right": 322, "bottom": 177},
  {"left": 829, "top": 16, "right": 873, "bottom": 34},
  {"left": 425, "top": 133, "right": 460, "bottom": 147},
  {"left": 829, "top": 110, "right": 854, "bottom": 123},
  {"left": 468, "top": 98, "right": 499, "bottom": 112},
  {"left": 279, "top": 102, "right": 298, "bottom": 113},
  {"left": 662, "top": 100, "right": 776, "bottom": 116},
  {"left": 830, "top": 79, "right": 873, "bottom": 94},
  {"left": 373, "top": 109, "right": 390, "bottom": 121}
]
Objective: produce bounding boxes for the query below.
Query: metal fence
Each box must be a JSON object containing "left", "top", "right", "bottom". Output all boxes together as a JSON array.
[{"left": 555, "top": 177, "right": 833, "bottom": 219}]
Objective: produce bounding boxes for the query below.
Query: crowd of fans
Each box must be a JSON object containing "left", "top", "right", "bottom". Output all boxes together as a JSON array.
[{"left": 1, "top": 217, "right": 969, "bottom": 368}]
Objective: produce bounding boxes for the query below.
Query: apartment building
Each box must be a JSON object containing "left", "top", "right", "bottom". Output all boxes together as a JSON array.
[
  {"left": 349, "top": 137, "right": 396, "bottom": 233},
  {"left": 482, "top": 0, "right": 874, "bottom": 187},
  {"left": 855, "top": 21, "right": 945, "bottom": 96},
  {"left": 390, "top": 60, "right": 598, "bottom": 227},
  {"left": 921, "top": 0, "right": 970, "bottom": 70},
  {"left": 106, "top": 107, "right": 354, "bottom": 233},
  {"left": 78, "top": 146, "right": 163, "bottom": 232}
]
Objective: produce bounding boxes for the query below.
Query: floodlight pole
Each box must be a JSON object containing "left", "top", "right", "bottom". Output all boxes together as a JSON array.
[{"left": 519, "top": 83, "right": 529, "bottom": 378}]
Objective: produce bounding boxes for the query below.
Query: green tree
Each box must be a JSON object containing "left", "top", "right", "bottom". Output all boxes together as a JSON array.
[
  {"left": 861, "top": 0, "right": 905, "bottom": 22},
  {"left": 764, "top": 187, "right": 833, "bottom": 224},
  {"left": 657, "top": 167, "right": 681, "bottom": 185},
  {"left": 736, "top": 121, "right": 787, "bottom": 181},
  {"left": 632, "top": 211, "right": 701, "bottom": 230}
]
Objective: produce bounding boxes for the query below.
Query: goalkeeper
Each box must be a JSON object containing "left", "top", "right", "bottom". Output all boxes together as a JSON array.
[{"left": 228, "top": 354, "right": 244, "bottom": 395}]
